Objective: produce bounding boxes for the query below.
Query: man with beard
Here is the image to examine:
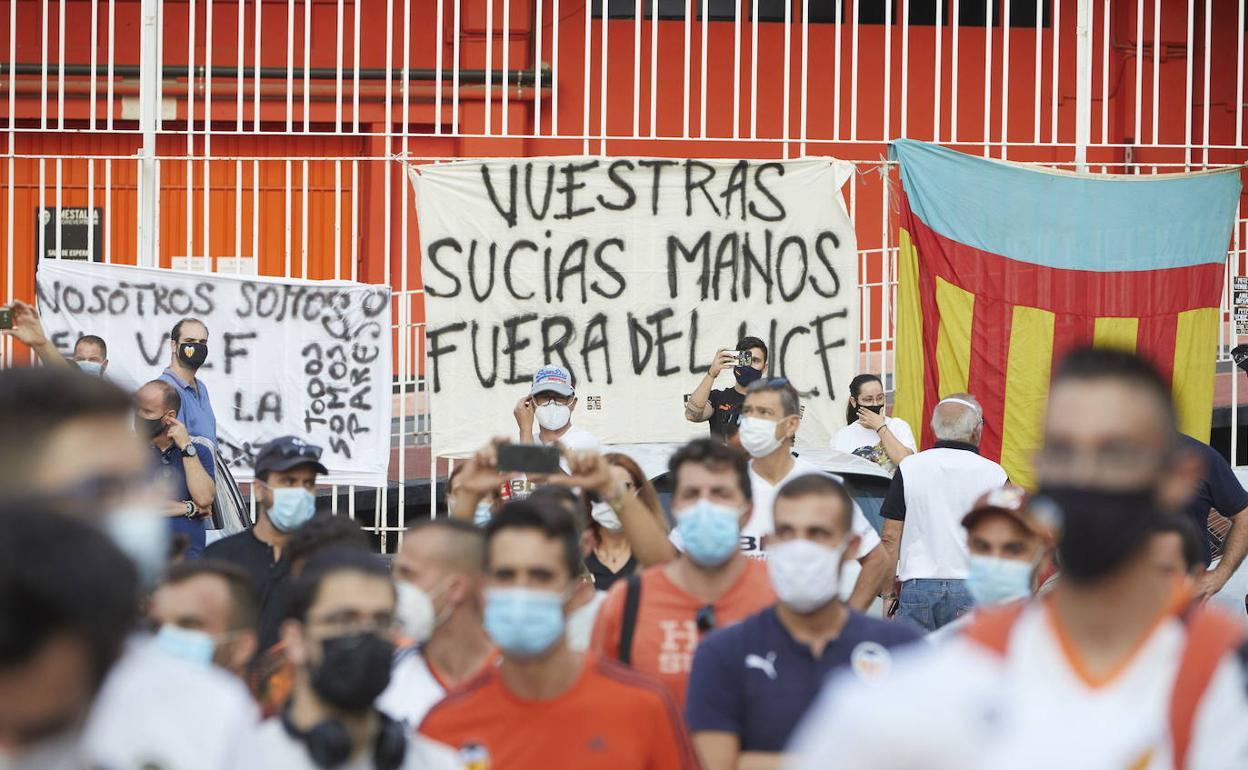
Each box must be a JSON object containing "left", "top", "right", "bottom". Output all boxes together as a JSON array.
[
  {"left": 159, "top": 317, "right": 217, "bottom": 445},
  {"left": 788, "top": 348, "right": 1248, "bottom": 770}
]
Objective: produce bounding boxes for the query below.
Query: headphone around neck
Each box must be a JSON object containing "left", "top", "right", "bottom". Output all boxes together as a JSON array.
[{"left": 280, "top": 704, "right": 407, "bottom": 770}]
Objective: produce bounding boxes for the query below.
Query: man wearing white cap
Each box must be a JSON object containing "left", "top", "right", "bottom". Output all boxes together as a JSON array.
[
  {"left": 513, "top": 364, "right": 601, "bottom": 451},
  {"left": 878, "top": 393, "right": 1008, "bottom": 632}
]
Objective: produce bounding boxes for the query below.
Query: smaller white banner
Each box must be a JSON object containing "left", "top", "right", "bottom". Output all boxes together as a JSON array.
[{"left": 36, "top": 261, "right": 393, "bottom": 486}]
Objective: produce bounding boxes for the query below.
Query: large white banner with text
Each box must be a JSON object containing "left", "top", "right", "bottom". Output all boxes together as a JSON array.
[
  {"left": 411, "top": 156, "right": 859, "bottom": 456},
  {"left": 36, "top": 261, "right": 393, "bottom": 485}
]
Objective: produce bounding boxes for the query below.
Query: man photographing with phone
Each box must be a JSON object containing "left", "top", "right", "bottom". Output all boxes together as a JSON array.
[
  {"left": 136, "top": 379, "right": 216, "bottom": 558},
  {"left": 685, "top": 336, "right": 768, "bottom": 443}
]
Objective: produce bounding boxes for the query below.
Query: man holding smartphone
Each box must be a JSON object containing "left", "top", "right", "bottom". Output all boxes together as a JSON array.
[
  {"left": 513, "top": 365, "right": 601, "bottom": 452},
  {"left": 685, "top": 336, "right": 768, "bottom": 442}
]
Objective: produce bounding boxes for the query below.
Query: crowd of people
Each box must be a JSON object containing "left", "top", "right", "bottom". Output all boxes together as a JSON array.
[{"left": 2, "top": 305, "right": 1248, "bottom": 770}]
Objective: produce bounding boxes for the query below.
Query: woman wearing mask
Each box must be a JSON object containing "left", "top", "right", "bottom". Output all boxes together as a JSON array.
[
  {"left": 832, "top": 374, "right": 916, "bottom": 472},
  {"left": 582, "top": 453, "right": 667, "bottom": 592}
]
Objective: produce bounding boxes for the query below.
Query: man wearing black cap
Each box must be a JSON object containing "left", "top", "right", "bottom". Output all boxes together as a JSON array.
[{"left": 204, "top": 435, "right": 328, "bottom": 651}]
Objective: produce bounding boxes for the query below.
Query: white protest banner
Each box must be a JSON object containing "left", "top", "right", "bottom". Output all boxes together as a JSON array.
[
  {"left": 35, "top": 260, "right": 393, "bottom": 485},
  {"left": 411, "top": 156, "right": 858, "bottom": 456}
]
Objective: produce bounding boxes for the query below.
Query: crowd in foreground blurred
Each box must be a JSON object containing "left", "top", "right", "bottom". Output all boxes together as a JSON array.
[{"left": 1, "top": 306, "right": 1247, "bottom": 770}]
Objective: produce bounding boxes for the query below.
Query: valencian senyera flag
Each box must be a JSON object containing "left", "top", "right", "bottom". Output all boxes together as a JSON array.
[{"left": 890, "top": 139, "right": 1242, "bottom": 488}]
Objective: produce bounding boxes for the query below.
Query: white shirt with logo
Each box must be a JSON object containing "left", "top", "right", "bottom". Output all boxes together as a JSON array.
[
  {"left": 231, "top": 718, "right": 463, "bottom": 770},
  {"left": 744, "top": 456, "right": 882, "bottom": 556},
  {"left": 832, "top": 416, "right": 917, "bottom": 472},
  {"left": 788, "top": 601, "right": 1248, "bottom": 770}
]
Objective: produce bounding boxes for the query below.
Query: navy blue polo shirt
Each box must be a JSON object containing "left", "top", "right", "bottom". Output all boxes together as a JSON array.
[
  {"left": 685, "top": 605, "right": 924, "bottom": 752},
  {"left": 1180, "top": 434, "right": 1248, "bottom": 565},
  {"left": 150, "top": 442, "right": 216, "bottom": 558}
]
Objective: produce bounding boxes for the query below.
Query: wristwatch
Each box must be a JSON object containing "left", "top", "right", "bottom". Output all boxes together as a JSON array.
[
  {"left": 181, "top": 443, "right": 198, "bottom": 458},
  {"left": 184, "top": 500, "right": 196, "bottom": 519}
]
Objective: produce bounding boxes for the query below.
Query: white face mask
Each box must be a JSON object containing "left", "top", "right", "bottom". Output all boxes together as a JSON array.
[
  {"left": 535, "top": 402, "right": 572, "bottom": 431},
  {"left": 738, "top": 416, "right": 784, "bottom": 458},
  {"left": 765, "top": 538, "right": 848, "bottom": 613},
  {"left": 0, "top": 730, "right": 83, "bottom": 770},
  {"left": 591, "top": 500, "right": 623, "bottom": 531},
  {"left": 395, "top": 581, "right": 436, "bottom": 643},
  {"left": 102, "top": 506, "right": 170, "bottom": 589}
]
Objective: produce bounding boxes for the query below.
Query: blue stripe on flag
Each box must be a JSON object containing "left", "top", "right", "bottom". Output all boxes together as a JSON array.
[{"left": 890, "top": 139, "right": 1242, "bottom": 273}]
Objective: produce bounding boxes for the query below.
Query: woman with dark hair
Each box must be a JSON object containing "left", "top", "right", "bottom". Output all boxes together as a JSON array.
[
  {"left": 831, "top": 373, "right": 916, "bottom": 472},
  {"left": 581, "top": 452, "right": 667, "bottom": 592}
]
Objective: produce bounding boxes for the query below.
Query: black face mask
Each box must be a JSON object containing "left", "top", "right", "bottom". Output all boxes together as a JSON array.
[
  {"left": 1035, "top": 485, "right": 1160, "bottom": 583},
  {"left": 176, "top": 341, "right": 209, "bottom": 370},
  {"left": 858, "top": 404, "right": 885, "bottom": 415},
  {"left": 734, "top": 365, "right": 762, "bottom": 387},
  {"left": 136, "top": 415, "right": 167, "bottom": 439},
  {"left": 309, "top": 632, "right": 395, "bottom": 712}
]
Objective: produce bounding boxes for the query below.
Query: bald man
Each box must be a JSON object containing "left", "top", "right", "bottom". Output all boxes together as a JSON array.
[
  {"left": 879, "top": 393, "right": 1009, "bottom": 632},
  {"left": 136, "top": 379, "right": 216, "bottom": 557},
  {"left": 379, "top": 519, "right": 495, "bottom": 728}
]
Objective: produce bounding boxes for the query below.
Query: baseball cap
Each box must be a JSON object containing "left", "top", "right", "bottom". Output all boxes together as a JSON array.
[
  {"left": 961, "top": 485, "right": 1055, "bottom": 544},
  {"left": 254, "top": 435, "right": 329, "bottom": 476},
  {"left": 530, "top": 365, "right": 575, "bottom": 397}
]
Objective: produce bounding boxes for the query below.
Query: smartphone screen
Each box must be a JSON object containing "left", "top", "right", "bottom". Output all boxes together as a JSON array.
[
  {"left": 0, "top": 308, "right": 11, "bottom": 330},
  {"left": 496, "top": 443, "right": 561, "bottom": 475}
]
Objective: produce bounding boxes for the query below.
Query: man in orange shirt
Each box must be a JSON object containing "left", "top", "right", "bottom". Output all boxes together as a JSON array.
[
  {"left": 419, "top": 498, "right": 700, "bottom": 770},
  {"left": 591, "top": 439, "right": 776, "bottom": 711}
]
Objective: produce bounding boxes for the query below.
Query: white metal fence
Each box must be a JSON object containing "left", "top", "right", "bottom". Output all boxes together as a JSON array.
[{"left": 3, "top": 0, "right": 1246, "bottom": 545}]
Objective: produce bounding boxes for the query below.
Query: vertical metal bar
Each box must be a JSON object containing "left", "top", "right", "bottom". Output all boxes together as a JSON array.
[
  {"left": 750, "top": 0, "right": 759, "bottom": 138},
  {"left": 137, "top": 0, "right": 160, "bottom": 267},
  {"left": 1000, "top": 0, "right": 1010, "bottom": 158},
  {"left": 582, "top": 0, "right": 591, "bottom": 151},
  {"left": 982, "top": 0, "right": 993, "bottom": 156},
  {"left": 303, "top": 0, "right": 311, "bottom": 132},
  {"left": 1051, "top": 0, "right": 1060, "bottom": 142},
  {"left": 87, "top": 160, "right": 95, "bottom": 263},
  {"left": 600, "top": 0, "right": 608, "bottom": 151},
  {"left": 484, "top": 0, "right": 493, "bottom": 135},
  {"left": 237, "top": 0, "right": 244, "bottom": 132},
  {"left": 234, "top": 158, "right": 241, "bottom": 269},
  {"left": 204, "top": 0, "right": 214, "bottom": 268},
  {"left": 89, "top": 0, "right": 98, "bottom": 130},
  {"left": 1032, "top": 0, "right": 1041, "bottom": 144},
  {"left": 104, "top": 159, "right": 112, "bottom": 263},
  {"left": 399, "top": 0, "right": 412, "bottom": 526},
  {"left": 353, "top": 0, "right": 361, "bottom": 131},
  {"left": 554, "top": 0, "right": 561, "bottom": 135},
  {"left": 933, "top": 0, "right": 942, "bottom": 141},
  {"left": 682, "top": 0, "right": 691, "bottom": 138},
  {"left": 1201, "top": 0, "right": 1211, "bottom": 167},
  {"left": 531, "top": 0, "right": 540, "bottom": 135},
  {"left": 57, "top": 0, "right": 64, "bottom": 129},
  {"left": 284, "top": 160, "right": 292, "bottom": 276},
  {"left": 1184, "top": 0, "right": 1194, "bottom": 169},
  {"left": 1239, "top": 0, "right": 1245, "bottom": 148},
  {"left": 699, "top": 0, "right": 708, "bottom": 138},
  {"left": 1152, "top": 0, "right": 1161, "bottom": 146},
  {"left": 1135, "top": 0, "right": 1143, "bottom": 145},
  {"left": 253, "top": 0, "right": 261, "bottom": 131},
  {"left": 901, "top": 0, "right": 910, "bottom": 138},
  {"left": 1102, "top": 0, "right": 1110, "bottom": 143},
  {"left": 54, "top": 159, "right": 62, "bottom": 262},
  {"left": 1075, "top": 0, "right": 1092, "bottom": 170},
  {"left": 334, "top": 161, "right": 342, "bottom": 280},
  {"left": 834, "top": 0, "right": 843, "bottom": 140},
  {"left": 732, "top": 0, "right": 741, "bottom": 139},
  {"left": 501, "top": 0, "right": 510, "bottom": 135},
  {"left": 436, "top": 0, "right": 444, "bottom": 135},
  {"left": 951, "top": 0, "right": 960, "bottom": 142},
  {"left": 782, "top": 0, "right": 791, "bottom": 154},
  {"left": 452, "top": 0, "right": 461, "bottom": 134},
  {"left": 286, "top": 0, "right": 294, "bottom": 133},
  {"left": 800, "top": 0, "right": 809, "bottom": 153},
  {"left": 300, "top": 160, "right": 308, "bottom": 278},
  {"left": 251, "top": 159, "right": 259, "bottom": 275},
  {"left": 850, "top": 0, "right": 859, "bottom": 140},
  {"left": 41, "top": 0, "right": 48, "bottom": 129},
  {"left": 883, "top": 0, "right": 891, "bottom": 141}
]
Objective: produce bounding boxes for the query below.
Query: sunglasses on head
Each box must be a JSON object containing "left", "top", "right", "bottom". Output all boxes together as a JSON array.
[{"left": 275, "top": 443, "right": 323, "bottom": 461}]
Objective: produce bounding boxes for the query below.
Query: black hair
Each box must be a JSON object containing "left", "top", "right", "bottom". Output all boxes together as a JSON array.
[
  {"left": 170, "top": 318, "right": 207, "bottom": 342},
  {"left": 1052, "top": 347, "right": 1177, "bottom": 434},
  {"left": 846, "top": 373, "right": 883, "bottom": 425},
  {"left": 1151, "top": 514, "right": 1203, "bottom": 574},
  {"left": 162, "top": 558, "right": 260, "bottom": 632},
  {"left": 736, "top": 336, "right": 768, "bottom": 362},
  {"left": 775, "top": 473, "right": 855, "bottom": 531},
  {"left": 284, "top": 513, "right": 371, "bottom": 570},
  {"left": 285, "top": 548, "right": 392, "bottom": 623},
  {"left": 484, "top": 499, "right": 582, "bottom": 582},
  {"left": 669, "top": 438, "right": 752, "bottom": 501},
  {"left": 0, "top": 367, "right": 133, "bottom": 500},
  {"left": 0, "top": 506, "right": 139, "bottom": 692},
  {"left": 75, "top": 334, "right": 108, "bottom": 358},
  {"left": 746, "top": 377, "right": 801, "bottom": 419},
  {"left": 529, "top": 485, "right": 589, "bottom": 522},
  {"left": 142, "top": 379, "right": 181, "bottom": 414}
]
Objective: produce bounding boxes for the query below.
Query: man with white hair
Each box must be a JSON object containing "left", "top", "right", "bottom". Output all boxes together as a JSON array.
[{"left": 878, "top": 393, "right": 1008, "bottom": 631}]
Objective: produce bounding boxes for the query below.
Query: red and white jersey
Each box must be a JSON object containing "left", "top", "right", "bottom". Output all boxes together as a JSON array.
[{"left": 788, "top": 597, "right": 1248, "bottom": 770}]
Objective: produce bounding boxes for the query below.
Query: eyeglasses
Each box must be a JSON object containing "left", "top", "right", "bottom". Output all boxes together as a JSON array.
[
  {"left": 533, "top": 394, "right": 574, "bottom": 407},
  {"left": 696, "top": 605, "right": 716, "bottom": 633},
  {"left": 307, "top": 609, "right": 398, "bottom": 638}
]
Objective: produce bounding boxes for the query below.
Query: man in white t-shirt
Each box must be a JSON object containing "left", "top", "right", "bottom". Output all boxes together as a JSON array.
[
  {"left": 513, "top": 365, "right": 601, "bottom": 452},
  {"left": 736, "top": 377, "right": 889, "bottom": 611},
  {"left": 379, "top": 518, "right": 494, "bottom": 728},
  {"left": 788, "top": 348, "right": 1248, "bottom": 770},
  {"left": 232, "top": 549, "right": 461, "bottom": 770},
  {"left": 879, "top": 393, "right": 1009, "bottom": 631}
]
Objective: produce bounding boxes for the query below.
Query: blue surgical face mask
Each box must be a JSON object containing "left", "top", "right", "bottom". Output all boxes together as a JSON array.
[
  {"left": 966, "top": 554, "right": 1035, "bottom": 606},
  {"left": 76, "top": 360, "right": 103, "bottom": 376},
  {"left": 483, "top": 587, "right": 566, "bottom": 658},
  {"left": 473, "top": 501, "right": 493, "bottom": 528},
  {"left": 264, "top": 485, "right": 316, "bottom": 532},
  {"left": 103, "top": 507, "right": 170, "bottom": 589},
  {"left": 154, "top": 624, "right": 216, "bottom": 667},
  {"left": 676, "top": 498, "right": 742, "bottom": 568}
]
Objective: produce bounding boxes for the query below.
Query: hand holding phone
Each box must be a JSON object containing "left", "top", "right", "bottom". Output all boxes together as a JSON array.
[
  {"left": 496, "top": 443, "right": 562, "bottom": 475},
  {"left": 0, "top": 307, "right": 11, "bottom": 331}
]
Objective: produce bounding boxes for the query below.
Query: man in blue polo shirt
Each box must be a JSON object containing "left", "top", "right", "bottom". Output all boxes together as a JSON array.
[
  {"left": 685, "top": 472, "right": 922, "bottom": 770},
  {"left": 1178, "top": 434, "right": 1248, "bottom": 600},
  {"left": 159, "top": 317, "right": 217, "bottom": 445},
  {"left": 137, "top": 379, "right": 216, "bottom": 558}
]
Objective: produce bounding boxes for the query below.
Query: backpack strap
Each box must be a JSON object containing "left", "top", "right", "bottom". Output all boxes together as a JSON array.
[
  {"left": 961, "top": 600, "right": 1028, "bottom": 656},
  {"left": 1169, "top": 605, "right": 1246, "bottom": 770},
  {"left": 617, "top": 573, "right": 643, "bottom": 666}
]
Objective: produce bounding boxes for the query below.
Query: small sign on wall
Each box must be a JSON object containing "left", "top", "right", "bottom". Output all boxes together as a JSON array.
[{"left": 38, "top": 207, "right": 103, "bottom": 262}]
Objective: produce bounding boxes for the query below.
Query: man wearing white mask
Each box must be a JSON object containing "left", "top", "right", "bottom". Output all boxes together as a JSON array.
[
  {"left": 205, "top": 435, "right": 328, "bottom": 651},
  {"left": 513, "top": 365, "right": 601, "bottom": 451},
  {"left": 685, "top": 473, "right": 923, "bottom": 770},
  {"left": 737, "top": 378, "right": 890, "bottom": 611},
  {"left": 379, "top": 519, "right": 495, "bottom": 728},
  {"left": 420, "top": 499, "right": 698, "bottom": 770}
]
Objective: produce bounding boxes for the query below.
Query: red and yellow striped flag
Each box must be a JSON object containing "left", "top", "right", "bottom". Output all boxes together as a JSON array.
[{"left": 891, "top": 140, "right": 1241, "bottom": 488}]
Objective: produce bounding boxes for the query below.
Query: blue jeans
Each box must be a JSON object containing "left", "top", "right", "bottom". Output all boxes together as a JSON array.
[{"left": 898, "top": 578, "right": 973, "bottom": 632}]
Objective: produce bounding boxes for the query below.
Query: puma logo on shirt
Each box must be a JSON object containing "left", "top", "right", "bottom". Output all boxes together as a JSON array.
[{"left": 745, "top": 652, "right": 778, "bottom": 680}]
